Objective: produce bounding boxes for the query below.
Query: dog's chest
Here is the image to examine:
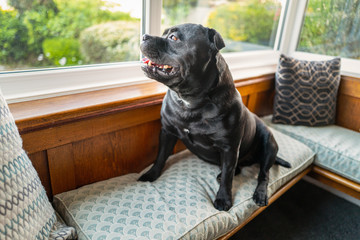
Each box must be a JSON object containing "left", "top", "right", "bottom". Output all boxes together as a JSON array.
[{"left": 163, "top": 107, "right": 224, "bottom": 146}]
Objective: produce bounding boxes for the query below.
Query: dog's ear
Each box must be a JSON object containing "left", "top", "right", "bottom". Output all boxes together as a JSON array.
[{"left": 208, "top": 28, "right": 225, "bottom": 51}]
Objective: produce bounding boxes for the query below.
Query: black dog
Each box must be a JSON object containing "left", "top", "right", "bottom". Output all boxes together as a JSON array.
[{"left": 139, "top": 23, "right": 291, "bottom": 211}]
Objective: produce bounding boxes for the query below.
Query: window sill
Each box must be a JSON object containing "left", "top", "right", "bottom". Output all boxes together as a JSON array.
[
  {"left": 1, "top": 50, "right": 279, "bottom": 103},
  {"left": 9, "top": 73, "right": 276, "bottom": 134}
]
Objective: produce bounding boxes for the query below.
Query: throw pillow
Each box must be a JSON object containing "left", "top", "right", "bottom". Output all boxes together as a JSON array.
[
  {"left": 0, "top": 90, "right": 57, "bottom": 239},
  {"left": 272, "top": 54, "right": 341, "bottom": 126}
]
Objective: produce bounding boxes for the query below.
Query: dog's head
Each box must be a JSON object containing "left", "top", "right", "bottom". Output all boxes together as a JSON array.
[{"left": 140, "top": 24, "right": 225, "bottom": 93}]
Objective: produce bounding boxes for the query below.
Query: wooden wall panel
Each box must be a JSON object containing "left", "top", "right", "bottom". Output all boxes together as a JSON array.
[
  {"left": 72, "top": 120, "right": 161, "bottom": 188},
  {"left": 48, "top": 144, "right": 76, "bottom": 195},
  {"left": 28, "top": 151, "right": 52, "bottom": 199},
  {"left": 251, "top": 90, "right": 275, "bottom": 117},
  {"left": 336, "top": 76, "right": 360, "bottom": 132},
  {"left": 22, "top": 104, "right": 161, "bottom": 154},
  {"left": 336, "top": 94, "right": 360, "bottom": 132}
]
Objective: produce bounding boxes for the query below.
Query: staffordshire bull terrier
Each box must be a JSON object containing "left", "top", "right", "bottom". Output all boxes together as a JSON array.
[{"left": 138, "top": 23, "right": 291, "bottom": 211}]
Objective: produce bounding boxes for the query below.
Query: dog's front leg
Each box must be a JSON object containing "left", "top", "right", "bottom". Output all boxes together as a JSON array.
[
  {"left": 214, "top": 149, "right": 239, "bottom": 211},
  {"left": 138, "top": 128, "right": 178, "bottom": 182}
]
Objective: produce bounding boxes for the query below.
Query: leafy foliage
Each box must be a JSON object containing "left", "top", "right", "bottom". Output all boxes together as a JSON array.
[
  {"left": 8, "top": 0, "right": 58, "bottom": 14},
  {"left": 79, "top": 21, "right": 140, "bottom": 63},
  {"left": 42, "top": 38, "right": 82, "bottom": 66},
  {"left": 207, "top": 0, "right": 280, "bottom": 47},
  {"left": 0, "top": 8, "right": 28, "bottom": 64},
  {"left": 162, "top": 0, "right": 198, "bottom": 27},
  {"left": 22, "top": 5, "right": 56, "bottom": 54},
  {"left": 0, "top": 0, "right": 139, "bottom": 69},
  {"left": 298, "top": 0, "right": 360, "bottom": 59},
  {"left": 47, "top": 0, "right": 135, "bottom": 39}
]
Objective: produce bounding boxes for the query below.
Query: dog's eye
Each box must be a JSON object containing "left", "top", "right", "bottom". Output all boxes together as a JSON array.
[{"left": 169, "top": 35, "right": 178, "bottom": 41}]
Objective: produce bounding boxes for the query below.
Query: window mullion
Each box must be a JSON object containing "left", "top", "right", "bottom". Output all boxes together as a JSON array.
[
  {"left": 144, "top": 0, "right": 162, "bottom": 36},
  {"left": 278, "top": 0, "right": 308, "bottom": 55}
]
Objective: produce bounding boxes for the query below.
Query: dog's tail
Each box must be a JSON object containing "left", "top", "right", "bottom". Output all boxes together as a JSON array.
[{"left": 275, "top": 156, "right": 292, "bottom": 168}]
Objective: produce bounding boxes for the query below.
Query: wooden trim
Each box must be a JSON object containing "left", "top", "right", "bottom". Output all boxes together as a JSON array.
[
  {"left": 9, "top": 81, "right": 167, "bottom": 134},
  {"left": 309, "top": 166, "right": 360, "bottom": 199},
  {"left": 218, "top": 166, "right": 312, "bottom": 240},
  {"left": 22, "top": 104, "right": 162, "bottom": 154},
  {"left": 9, "top": 74, "right": 275, "bottom": 135},
  {"left": 340, "top": 75, "right": 360, "bottom": 99}
]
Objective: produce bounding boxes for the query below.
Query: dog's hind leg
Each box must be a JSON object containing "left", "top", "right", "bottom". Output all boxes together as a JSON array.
[{"left": 138, "top": 128, "right": 178, "bottom": 182}]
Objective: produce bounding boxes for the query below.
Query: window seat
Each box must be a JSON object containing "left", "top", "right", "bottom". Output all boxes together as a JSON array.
[{"left": 52, "top": 128, "right": 314, "bottom": 240}]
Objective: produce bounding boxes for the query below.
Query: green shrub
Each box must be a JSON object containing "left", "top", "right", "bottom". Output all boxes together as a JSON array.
[
  {"left": 162, "top": 0, "right": 198, "bottom": 27},
  {"left": 298, "top": 0, "right": 360, "bottom": 59},
  {"left": 79, "top": 21, "right": 140, "bottom": 64},
  {"left": 0, "top": 8, "right": 28, "bottom": 64},
  {"left": 42, "top": 38, "right": 82, "bottom": 66},
  {"left": 207, "top": 0, "right": 280, "bottom": 48},
  {"left": 22, "top": 5, "right": 55, "bottom": 54},
  {"left": 48, "top": 0, "right": 136, "bottom": 39}
]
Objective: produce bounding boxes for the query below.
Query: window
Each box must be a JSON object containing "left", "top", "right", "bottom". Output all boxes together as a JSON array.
[
  {"left": 297, "top": 0, "right": 360, "bottom": 60},
  {"left": 1, "top": 0, "right": 359, "bottom": 103},
  {"left": 0, "top": 0, "right": 142, "bottom": 71},
  {"left": 162, "top": 0, "right": 282, "bottom": 52}
]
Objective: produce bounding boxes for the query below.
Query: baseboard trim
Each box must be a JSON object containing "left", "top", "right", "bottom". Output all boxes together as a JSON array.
[{"left": 303, "top": 175, "right": 360, "bottom": 207}]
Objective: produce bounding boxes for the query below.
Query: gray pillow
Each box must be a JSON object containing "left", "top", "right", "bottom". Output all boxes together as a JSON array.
[{"left": 272, "top": 54, "right": 341, "bottom": 126}]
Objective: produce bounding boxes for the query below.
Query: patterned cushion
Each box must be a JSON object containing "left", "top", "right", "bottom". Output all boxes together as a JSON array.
[
  {"left": 0, "top": 90, "right": 76, "bottom": 239},
  {"left": 273, "top": 54, "right": 341, "bottom": 126},
  {"left": 263, "top": 115, "right": 360, "bottom": 183},
  {"left": 53, "top": 128, "right": 314, "bottom": 240},
  {"left": 49, "top": 213, "right": 77, "bottom": 240}
]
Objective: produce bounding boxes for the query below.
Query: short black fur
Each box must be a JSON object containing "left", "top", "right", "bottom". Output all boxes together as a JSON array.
[{"left": 139, "top": 24, "right": 291, "bottom": 211}]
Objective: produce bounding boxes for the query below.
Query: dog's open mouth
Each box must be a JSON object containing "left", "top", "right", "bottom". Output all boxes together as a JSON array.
[{"left": 142, "top": 57, "right": 178, "bottom": 75}]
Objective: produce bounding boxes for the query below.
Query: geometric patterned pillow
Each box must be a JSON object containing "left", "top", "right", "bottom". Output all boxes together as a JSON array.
[
  {"left": 272, "top": 54, "right": 341, "bottom": 126},
  {"left": 0, "top": 90, "right": 57, "bottom": 239}
]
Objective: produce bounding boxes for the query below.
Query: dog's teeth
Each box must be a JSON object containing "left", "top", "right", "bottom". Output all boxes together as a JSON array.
[
  {"left": 164, "top": 65, "right": 169, "bottom": 69},
  {"left": 148, "top": 60, "right": 152, "bottom": 66}
]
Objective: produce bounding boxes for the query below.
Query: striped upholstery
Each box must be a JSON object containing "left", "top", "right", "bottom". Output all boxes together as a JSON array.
[{"left": 0, "top": 90, "right": 76, "bottom": 239}]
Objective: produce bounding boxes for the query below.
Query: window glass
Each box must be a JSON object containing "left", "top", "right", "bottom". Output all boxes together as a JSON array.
[
  {"left": 297, "top": 0, "right": 360, "bottom": 59},
  {"left": 162, "top": 0, "right": 283, "bottom": 53},
  {"left": 0, "top": 0, "right": 141, "bottom": 71}
]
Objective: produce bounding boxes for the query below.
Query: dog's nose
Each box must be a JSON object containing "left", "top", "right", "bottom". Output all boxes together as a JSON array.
[{"left": 142, "top": 34, "right": 152, "bottom": 41}]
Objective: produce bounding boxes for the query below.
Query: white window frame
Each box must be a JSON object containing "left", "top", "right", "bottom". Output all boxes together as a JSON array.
[
  {"left": 280, "top": 0, "right": 360, "bottom": 79},
  {"left": 0, "top": 0, "right": 359, "bottom": 103}
]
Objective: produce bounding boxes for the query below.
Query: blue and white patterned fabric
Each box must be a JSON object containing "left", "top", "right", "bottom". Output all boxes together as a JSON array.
[
  {"left": 263, "top": 115, "right": 360, "bottom": 183},
  {"left": 0, "top": 89, "right": 77, "bottom": 240},
  {"left": 53, "top": 128, "right": 314, "bottom": 240}
]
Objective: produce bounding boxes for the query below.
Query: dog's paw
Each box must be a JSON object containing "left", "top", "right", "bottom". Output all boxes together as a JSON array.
[
  {"left": 213, "top": 198, "right": 232, "bottom": 211},
  {"left": 252, "top": 190, "right": 268, "bottom": 207},
  {"left": 138, "top": 170, "right": 159, "bottom": 182}
]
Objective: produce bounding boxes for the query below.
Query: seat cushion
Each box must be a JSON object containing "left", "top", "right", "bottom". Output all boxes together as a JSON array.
[
  {"left": 263, "top": 115, "right": 360, "bottom": 183},
  {"left": 53, "top": 128, "right": 314, "bottom": 240},
  {"left": 273, "top": 54, "right": 341, "bottom": 126},
  {"left": 0, "top": 89, "right": 76, "bottom": 239}
]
